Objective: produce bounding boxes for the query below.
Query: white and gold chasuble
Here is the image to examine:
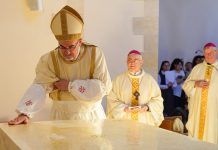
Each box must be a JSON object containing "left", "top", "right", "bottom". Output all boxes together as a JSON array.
[
  {"left": 107, "top": 71, "right": 164, "bottom": 126},
  {"left": 16, "top": 43, "right": 112, "bottom": 121},
  {"left": 183, "top": 61, "right": 218, "bottom": 144}
]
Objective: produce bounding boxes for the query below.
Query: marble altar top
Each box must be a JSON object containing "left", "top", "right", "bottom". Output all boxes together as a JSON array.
[{"left": 0, "top": 119, "right": 218, "bottom": 150}]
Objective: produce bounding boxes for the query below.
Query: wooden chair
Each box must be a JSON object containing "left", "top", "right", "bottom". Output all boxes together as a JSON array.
[{"left": 159, "top": 116, "right": 184, "bottom": 133}]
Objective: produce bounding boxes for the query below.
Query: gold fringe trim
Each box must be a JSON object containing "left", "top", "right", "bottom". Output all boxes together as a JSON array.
[{"left": 131, "top": 78, "right": 139, "bottom": 120}]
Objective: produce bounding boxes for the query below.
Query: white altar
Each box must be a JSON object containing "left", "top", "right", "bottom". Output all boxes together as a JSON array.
[{"left": 0, "top": 119, "right": 217, "bottom": 150}]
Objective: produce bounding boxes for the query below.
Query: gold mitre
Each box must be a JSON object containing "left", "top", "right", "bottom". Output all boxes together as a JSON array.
[{"left": 50, "top": 5, "right": 84, "bottom": 41}]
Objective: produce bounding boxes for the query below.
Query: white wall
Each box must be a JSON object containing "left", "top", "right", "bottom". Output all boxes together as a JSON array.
[{"left": 159, "top": 0, "right": 218, "bottom": 64}]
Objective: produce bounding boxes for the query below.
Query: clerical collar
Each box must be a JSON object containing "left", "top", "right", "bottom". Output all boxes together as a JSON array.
[
  {"left": 205, "top": 60, "right": 218, "bottom": 66},
  {"left": 129, "top": 70, "right": 142, "bottom": 76},
  {"left": 203, "top": 61, "right": 218, "bottom": 71}
]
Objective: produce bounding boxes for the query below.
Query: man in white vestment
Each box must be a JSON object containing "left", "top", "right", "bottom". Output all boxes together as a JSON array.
[
  {"left": 8, "top": 5, "right": 112, "bottom": 125},
  {"left": 107, "top": 50, "right": 164, "bottom": 126},
  {"left": 183, "top": 42, "right": 218, "bottom": 144}
]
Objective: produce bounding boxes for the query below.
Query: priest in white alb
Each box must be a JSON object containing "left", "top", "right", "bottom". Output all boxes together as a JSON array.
[
  {"left": 107, "top": 50, "right": 164, "bottom": 126},
  {"left": 183, "top": 42, "right": 218, "bottom": 144},
  {"left": 8, "top": 5, "right": 112, "bottom": 125}
]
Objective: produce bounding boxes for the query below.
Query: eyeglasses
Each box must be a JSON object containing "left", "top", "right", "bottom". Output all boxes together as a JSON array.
[{"left": 58, "top": 41, "right": 79, "bottom": 51}]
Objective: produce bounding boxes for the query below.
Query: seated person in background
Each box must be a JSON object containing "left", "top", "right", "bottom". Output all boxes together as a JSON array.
[
  {"left": 8, "top": 5, "right": 112, "bottom": 125},
  {"left": 107, "top": 50, "right": 164, "bottom": 126}
]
